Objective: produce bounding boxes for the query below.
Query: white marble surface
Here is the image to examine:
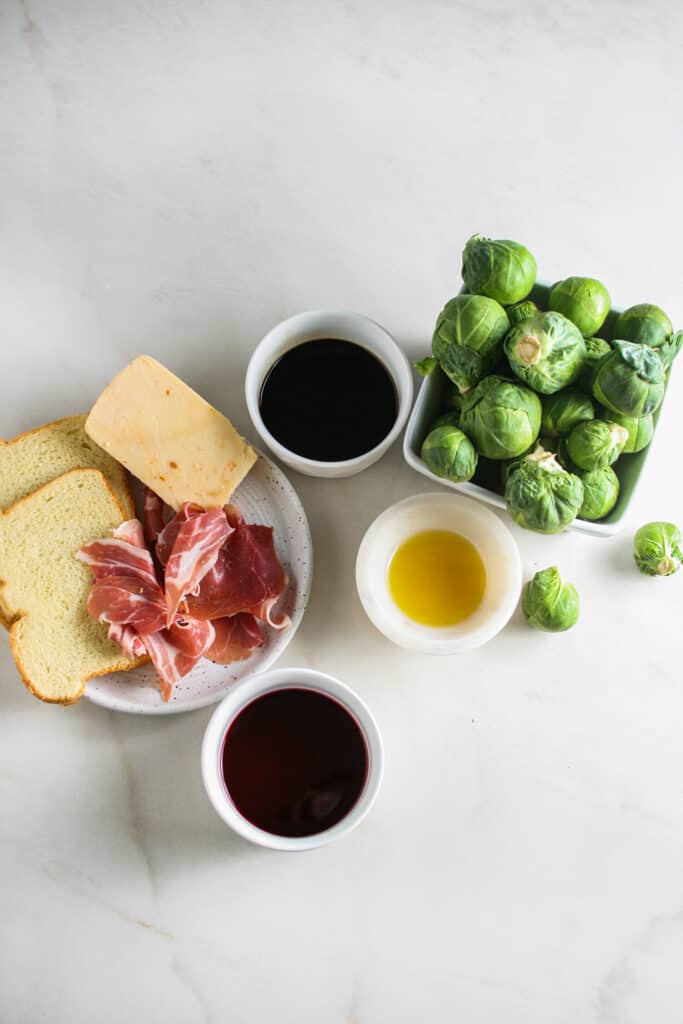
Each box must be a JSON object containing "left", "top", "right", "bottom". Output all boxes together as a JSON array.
[{"left": 2, "top": 1, "right": 683, "bottom": 1021}]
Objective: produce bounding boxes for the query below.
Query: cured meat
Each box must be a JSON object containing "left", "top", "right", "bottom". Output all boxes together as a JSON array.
[
  {"left": 87, "top": 574, "right": 167, "bottom": 634},
  {"left": 168, "top": 616, "right": 215, "bottom": 658},
  {"left": 140, "top": 629, "right": 202, "bottom": 702},
  {"left": 107, "top": 622, "right": 147, "bottom": 660},
  {"left": 187, "top": 506, "right": 288, "bottom": 626},
  {"left": 206, "top": 612, "right": 264, "bottom": 664},
  {"left": 114, "top": 519, "right": 146, "bottom": 549},
  {"left": 80, "top": 494, "right": 289, "bottom": 701},
  {"left": 162, "top": 504, "right": 232, "bottom": 626},
  {"left": 143, "top": 488, "right": 167, "bottom": 546},
  {"left": 78, "top": 530, "right": 158, "bottom": 587},
  {"left": 155, "top": 501, "right": 202, "bottom": 567}
]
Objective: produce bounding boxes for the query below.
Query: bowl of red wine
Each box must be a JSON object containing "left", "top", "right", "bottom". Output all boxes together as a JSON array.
[
  {"left": 245, "top": 310, "right": 413, "bottom": 478},
  {"left": 201, "top": 667, "right": 384, "bottom": 850}
]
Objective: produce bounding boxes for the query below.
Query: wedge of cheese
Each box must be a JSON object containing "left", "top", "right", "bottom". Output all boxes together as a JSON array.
[{"left": 86, "top": 356, "right": 257, "bottom": 510}]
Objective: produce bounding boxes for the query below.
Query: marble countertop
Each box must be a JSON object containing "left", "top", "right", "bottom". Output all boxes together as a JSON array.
[{"left": 2, "top": 1, "right": 683, "bottom": 1021}]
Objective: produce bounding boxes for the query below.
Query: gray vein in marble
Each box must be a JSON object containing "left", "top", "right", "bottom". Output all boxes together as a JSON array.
[
  {"left": 597, "top": 906, "right": 683, "bottom": 1023},
  {"left": 343, "top": 979, "right": 362, "bottom": 1024},
  {"left": 171, "top": 955, "right": 214, "bottom": 1024},
  {"left": 1, "top": 835, "right": 174, "bottom": 943},
  {"left": 16, "top": 0, "right": 56, "bottom": 103}
]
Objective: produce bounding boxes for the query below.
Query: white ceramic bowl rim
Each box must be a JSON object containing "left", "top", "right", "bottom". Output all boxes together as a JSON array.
[
  {"left": 201, "top": 667, "right": 384, "bottom": 851},
  {"left": 355, "top": 491, "right": 522, "bottom": 654},
  {"left": 245, "top": 309, "right": 414, "bottom": 473}
]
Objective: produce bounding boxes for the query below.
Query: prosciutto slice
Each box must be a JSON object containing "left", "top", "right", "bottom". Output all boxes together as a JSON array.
[
  {"left": 143, "top": 488, "right": 167, "bottom": 546},
  {"left": 107, "top": 622, "right": 147, "bottom": 660},
  {"left": 205, "top": 613, "right": 264, "bottom": 664},
  {"left": 187, "top": 505, "right": 289, "bottom": 627},
  {"left": 141, "top": 630, "right": 203, "bottom": 702},
  {"left": 114, "top": 519, "right": 146, "bottom": 548},
  {"left": 87, "top": 574, "right": 168, "bottom": 634},
  {"left": 168, "top": 616, "right": 215, "bottom": 658},
  {"left": 78, "top": 527, "right": 159, "bottom": 588},
  {"left": 161, "top": 503, "right": 233, "bottom": 626}
]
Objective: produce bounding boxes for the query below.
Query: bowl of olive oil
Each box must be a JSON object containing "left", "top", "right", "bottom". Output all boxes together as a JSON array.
[{"left": 355, "top": 492, "right": 521, "bottom": 653}]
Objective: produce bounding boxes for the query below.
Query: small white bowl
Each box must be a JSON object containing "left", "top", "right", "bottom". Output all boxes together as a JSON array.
[
  {"left": 201, "top": 667, "right": 384, "bottom": 851},
  {"left": 356, "top": 492, "right": 522, "bottom": 654},
  {"left": 245, "top": 309, "right": 413, "bottom": 478}
]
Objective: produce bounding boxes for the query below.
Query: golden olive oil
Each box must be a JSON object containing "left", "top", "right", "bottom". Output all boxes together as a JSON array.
[{"left": 388, "top": 529, "right": 486, "bottom": 627}]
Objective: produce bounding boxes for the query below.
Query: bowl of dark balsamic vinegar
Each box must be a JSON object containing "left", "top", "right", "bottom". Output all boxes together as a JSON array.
[
  {"left": 245, "top": 311, "right": 414, "bottom": 477},
  {"left": 201, "top": 667, "right": 384, "bottom": 850}
]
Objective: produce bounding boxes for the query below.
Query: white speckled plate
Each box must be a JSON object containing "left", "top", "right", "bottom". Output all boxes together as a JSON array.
[{"left": 84, "top": 453, "right": 313, "bottom": 715}]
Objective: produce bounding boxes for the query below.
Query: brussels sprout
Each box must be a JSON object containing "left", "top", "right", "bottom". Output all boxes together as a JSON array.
[
  {"left": 541, "top": 389, "right": 595, "bottom": 438},
  {"left": 578, "top": 336, "right": 612, "bottom": 392},
  {"left": 555, "top": 436, "right": 575, "bottom": 472},
  {"left": 431, "top": 410, "right": 461, "bottom": 430},
  {"left": 660, "top": 330, "right": 683, "bottom": 369},
  {"left": 421, "top": 425, "right": 478, "bottom": 482},
  {"left": 592, "top": 340, "right": 666, "bottom": 417},
  {"left": 605, "top": 409, "right": 654, "bottom": 454},
  {"left": 507, "top": 300, "right": 540, "bottom": 326},
  {"left": 414, "top": 356, "right": 438, "bottom": 376},
  {"left": 565, "top": 419, "right": 628, "bottom": 471},
  {"left": 444, "top": 384, "right": 464, "bottom": 412},
  {"left": 613, "top": 304, "right": 672, "bottom": 348},
  {"left": 432, "top": 294, "right": 510, "bottom": 394},
  {"left": 459, "top": 375, "right": 541, "bottom": 460},
  {"left": 633, "top": 521, "right": 682, "bottom": 577},
  {"left": 504, "top": 446, "right": 584, "bottom": 533},
  {"left": 578, "top": 466, "right": 620, "bottom": 520},
  {"left": 522, "top": 567, "right": 579, "bottom": 632},
  {"left": 461, "top": 235, "right": 537, "bottom": 304},
  {"left": 504, "top": 311, "right": 587, "bottom": 394},
  {"left": 548, "top": 276, "right": 611, "bottom": 336}
]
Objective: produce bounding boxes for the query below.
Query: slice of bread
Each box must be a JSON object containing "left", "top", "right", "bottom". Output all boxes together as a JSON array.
[
  {"left": 0, "top": 414, "right": 134, "bottom": 518},
  {"left": 0, "top": 468, "right": 146, "bottom": 704}
]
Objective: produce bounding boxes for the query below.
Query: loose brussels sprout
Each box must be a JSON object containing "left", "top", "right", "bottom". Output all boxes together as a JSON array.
[
  {"left": 432, "top": 294, "right": 510, "bottom": 394},
  {"left": 459, "top": 375, "right": 542, "bottom": 460},
  {"left": 541, "top": 388, "right": 595, "bottom": 438},
  {"left": 504, "top": 311, "right": 587, "bottom": 395},
  {"left": 548, "top": 276, "right": 611, "bottom": 336},
  {"left": 613, "top": 304, "right": 672, "bottom": 348},
  {"left": 504, "top": 446, "right": 584, "bottom": 533},
  {"left": 461, "top": 235, "right": 537, "bottom": 305},
  {"left": 578, "top": 466, "right": 619, "bottom": 520},
  {"left": 431, "top": 410, "right": 461, "bottom": 430},
  {"left": 421, "top": 425, "right": 478, "bottom": 482},
  {"left": 507, "top": 300, "right": 540, "bottom": 326},
  {"left": 605, "top": 409, "right": 654, "bottom": 454},
  {"left": 633, "top": 521, "right": 682, "bottom": 577},
  {"left": 578, "top": 336, "right": 612, "bottom": 392},
  {"left": 565, "top": 419, "right": 628, "bottom": 471},
  {"left": 522, "top": 566, "right": 579, "bottom": 632},
  {"left": 592, "top": 340, "right": 666, "bottom": 417},
  {"left": 414, "top": 356, "right": 438, "bottom": 376},
  {"left": 660, "top": 330, "right": 683, "bottom": 369}
]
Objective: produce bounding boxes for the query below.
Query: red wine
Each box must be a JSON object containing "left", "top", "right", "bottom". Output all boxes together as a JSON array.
[
  {"left": 258, "top": 338, "right": 398, "bottom": 461},
  {"left": 221, "top": 687, "right": 368, "bottom": 837}
]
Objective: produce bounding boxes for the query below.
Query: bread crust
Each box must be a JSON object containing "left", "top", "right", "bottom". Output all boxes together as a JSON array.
[
  {"left": 0, "top": 412, "right": 135, "bottom": 516},
  {"left": 0, "top": 415, "right": 135, "bottom": 629},
  {"left": 0, "top": 467, "right": 148, "bottom": 704}
]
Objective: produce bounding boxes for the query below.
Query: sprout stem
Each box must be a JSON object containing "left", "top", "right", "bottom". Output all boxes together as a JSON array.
[
  {"left": 516, "top": 335, "right": 542, "bottom": 365},
  {"left": 658, "top": 556, "right": 677, "bottom": 576}
]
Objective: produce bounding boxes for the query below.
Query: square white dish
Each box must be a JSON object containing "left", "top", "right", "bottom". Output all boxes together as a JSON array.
[{"left": 403, "top": 281, "right": 671, "bottom": 537}]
